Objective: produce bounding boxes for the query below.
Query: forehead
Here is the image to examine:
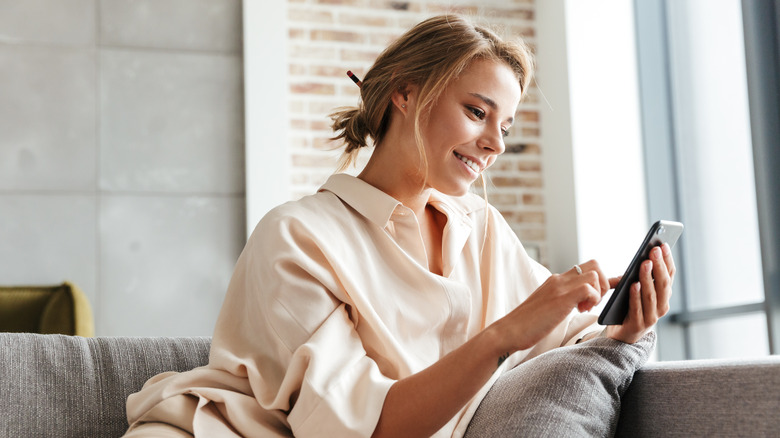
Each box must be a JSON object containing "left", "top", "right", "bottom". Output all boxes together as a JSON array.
[{"left": 448, "top": 59, "right": 522, "bottom": 113}]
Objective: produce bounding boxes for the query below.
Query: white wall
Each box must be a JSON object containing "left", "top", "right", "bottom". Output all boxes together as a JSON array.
[{"left": 243, "top": 0, "right": 290, "bottom": 235}]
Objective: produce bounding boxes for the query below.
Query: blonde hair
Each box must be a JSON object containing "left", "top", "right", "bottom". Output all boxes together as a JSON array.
[{"left": 330, "top": 14, "right": 535, "bottom": 171}]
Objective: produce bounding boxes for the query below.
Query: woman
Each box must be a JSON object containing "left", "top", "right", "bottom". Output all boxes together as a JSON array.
[{"left": 125, "top": 14, "right": 674, "bottom": 437}]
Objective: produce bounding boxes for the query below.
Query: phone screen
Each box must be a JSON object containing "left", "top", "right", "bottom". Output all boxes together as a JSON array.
[{"left": 598, "top": 220, "right": 684, "bottom": 325}]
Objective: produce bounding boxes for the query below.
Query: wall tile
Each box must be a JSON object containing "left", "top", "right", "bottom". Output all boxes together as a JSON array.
[
  {"left": 99, "top": 194, "right": 245, "bottom": 336},
  {"left": 0, "top": 0, "right": 96, "bottom": 46},
  {"left": 100, "top": 49, "right": 245, "bottom": 194},
  {"left": 0, "top": 194, "right": 98, "bottom": 308},
  {"left": 0, "top": 46, "right": 97, "bottom": 191},
  {"left": 99, "top": 0, "right": 242, "bottom": 53}
]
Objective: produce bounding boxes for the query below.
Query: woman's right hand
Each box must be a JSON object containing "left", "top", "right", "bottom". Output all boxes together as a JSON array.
[{"left": 491, "top": 260, "right": 611, "bottom": 353}]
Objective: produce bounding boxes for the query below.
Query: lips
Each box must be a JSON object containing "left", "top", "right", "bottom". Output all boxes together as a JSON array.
[{"left": 454, "top": 151, "right": 482, "bottom": 174}]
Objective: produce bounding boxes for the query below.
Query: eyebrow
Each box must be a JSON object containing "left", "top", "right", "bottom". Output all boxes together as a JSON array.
[{"left": 469, "top": 92, "right": 514, "bottom": 124}]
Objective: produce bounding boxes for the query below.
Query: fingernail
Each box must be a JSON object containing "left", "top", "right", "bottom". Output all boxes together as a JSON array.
[
  {"left": 653, "top": 247, "right": 662, "bottom": 259},
  {"left": 644, "top": 261, "right": 652, "bottom": 272}
]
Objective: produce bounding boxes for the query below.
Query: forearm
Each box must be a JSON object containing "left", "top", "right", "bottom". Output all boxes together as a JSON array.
[{"left": 371, "top": 325, "right": 507, "bottom": 438}]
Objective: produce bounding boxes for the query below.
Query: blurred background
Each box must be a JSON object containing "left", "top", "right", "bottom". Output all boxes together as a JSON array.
[{"left": 1, "top": 0, "right": 778, "bottom": 361}]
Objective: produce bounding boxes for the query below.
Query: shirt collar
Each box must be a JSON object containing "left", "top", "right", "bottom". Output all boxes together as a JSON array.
[
  {"left": 319, "top": 173, "right": 484, "bottom": 227},
  {"left": 319, "top": 173, "right": 402, "bottom": 227},
  {"left": 428, "top": 190, "right": 481, "bottom": 221}
]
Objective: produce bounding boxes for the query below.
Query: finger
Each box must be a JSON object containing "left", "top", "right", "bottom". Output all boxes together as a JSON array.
[
  {"left": 568, "top": 264, "right": 599, "bottom": 295},
  {"left": 580, "top": 259, "right": 610, "bottom": 295},
  {"left": 577, "top": 284, "right": 601, "bottom": 313},
  {"left": 585, "top": 271, "right": 603, "bottom": 299},
  {"left": 650, "top": 246, "right": 672, "bottom": 315},
  {"left": 662, "top": 243, "right": 677, "bottom": 278},
  {"left": 627, "top": 281, "right": 643, "bottom": 325},
  {"left": 640, "top": 259, "right": 657, "bottom": 326},
  {"left": 608, "top": 276, "right": 622, "bottom": 289},
  {"left": 596, "top": 269, "right": 610, "bottom": 297}
]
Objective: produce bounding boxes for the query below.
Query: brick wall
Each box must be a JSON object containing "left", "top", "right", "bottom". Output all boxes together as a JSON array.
[{"left": 286, "top": 0, "right": 546, "bottom": 264}]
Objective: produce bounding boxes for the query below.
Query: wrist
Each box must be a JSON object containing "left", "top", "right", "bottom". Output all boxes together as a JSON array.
[
  {"left": 481, "top": 322, "right": 515, "bottom": 367},
  {"left": 605, "top": 325, "right": 647, "bottom": 344}
]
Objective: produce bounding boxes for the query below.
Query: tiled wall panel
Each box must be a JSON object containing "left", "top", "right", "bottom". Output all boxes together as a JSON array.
[
  {"left": 100, "top": 49, "right": 244, "bottom": 194},
  {"left": 0, "top": 0, "right": 95, "bottom": 46},
  {"left": 0, "top": 46, "right": 97, "bottom": 191},
  {"left": 0, "top": 195, "right": 98, "bottom": 306},
  {"left": 99, "top": 0, "right": 242, "bottom": 53},
  {"left": 0, "top": 0, "right": 245, "bottom": 336},
  {"left": 99, "top": 195, "right": 244, "bottom": 336}
]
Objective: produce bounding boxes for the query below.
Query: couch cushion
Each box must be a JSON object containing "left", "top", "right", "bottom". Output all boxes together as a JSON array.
[
  {"left": 464, "top": 332, "right": 655, "bottom": 437},
  {"left": 0, "top": 333, "right": 211, "bottom": 438},
  {"left": 616, "top": 356, "right": 780, "bottom": 437}
]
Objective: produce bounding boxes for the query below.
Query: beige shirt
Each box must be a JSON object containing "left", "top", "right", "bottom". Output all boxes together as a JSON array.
[{"left": 126, "top": 173, "right": 597, "bottom": 437}]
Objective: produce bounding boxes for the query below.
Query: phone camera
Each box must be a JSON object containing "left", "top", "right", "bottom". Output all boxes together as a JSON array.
[{"left": 657, "top": 225, "right": 665, "bottom": 235}]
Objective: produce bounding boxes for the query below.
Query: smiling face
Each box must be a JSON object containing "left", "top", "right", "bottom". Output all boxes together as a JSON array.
[{"left": 420, "top": 58, "right": 522, "bottom": 196}]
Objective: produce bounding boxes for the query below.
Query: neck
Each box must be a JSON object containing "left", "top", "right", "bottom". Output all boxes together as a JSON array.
[
  {"left": 358, "top": 142, "right": 431, "bottom": 218},
  {"left": 357, "top": 102, "right": 434, "bottom": 217}
]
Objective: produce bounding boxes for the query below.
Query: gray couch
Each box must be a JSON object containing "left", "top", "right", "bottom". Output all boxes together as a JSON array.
[{"left": 1, "top": 333, "right": 778, "bottom": 437}]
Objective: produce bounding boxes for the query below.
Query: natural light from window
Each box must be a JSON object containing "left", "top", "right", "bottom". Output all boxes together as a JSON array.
[{"left": 665, "top": 0, "right": 767, "bottom": 359}]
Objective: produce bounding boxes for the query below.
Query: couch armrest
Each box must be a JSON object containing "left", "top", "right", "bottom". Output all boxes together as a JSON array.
[{"left": 616, "top": 356, "right": 780, "bottom": 437}]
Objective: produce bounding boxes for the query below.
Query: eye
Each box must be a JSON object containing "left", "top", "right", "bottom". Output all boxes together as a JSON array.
[
  {"left": 501, "top": 126, "right": 510, "bottom": 138},
  {"left": 467, "top": 106, "right": 486, "bottom": 120}
]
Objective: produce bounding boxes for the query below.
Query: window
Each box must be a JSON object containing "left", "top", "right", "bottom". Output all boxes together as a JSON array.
[{"left": 634, "top": 0, "right": 780, "bottom": 359}]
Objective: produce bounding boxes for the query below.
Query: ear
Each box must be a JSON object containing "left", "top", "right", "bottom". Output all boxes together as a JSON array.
[{"left": 390, "top": 84, "right": 418, "bottom": 116}]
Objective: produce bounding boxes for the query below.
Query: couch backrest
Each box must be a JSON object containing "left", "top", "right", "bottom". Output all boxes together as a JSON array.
[
  {"left": 0, "top": 333, "right": 211, "bottom": 438},
  {"left": 617, "top": 356, "right": 780, "bottom": 437}
]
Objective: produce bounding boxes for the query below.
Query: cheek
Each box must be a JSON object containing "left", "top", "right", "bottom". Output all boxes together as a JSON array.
[
  {"left": 435, "top": 118, "right": 477, "bottom": 148},
  {"left": 423, "top": 109, "right": 478, "bottom": 152}
]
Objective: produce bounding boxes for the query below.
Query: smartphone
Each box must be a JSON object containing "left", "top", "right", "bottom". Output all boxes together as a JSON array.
[{"left": 598, "top": 220, "right": 684, "bottom": 326}]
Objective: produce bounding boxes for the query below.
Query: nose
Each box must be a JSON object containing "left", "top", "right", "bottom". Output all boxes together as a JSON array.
[{"left": 478, "top": 125, "right": 506, "bottom": 156}]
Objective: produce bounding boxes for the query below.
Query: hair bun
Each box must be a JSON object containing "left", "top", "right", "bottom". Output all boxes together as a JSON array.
[{"left": 330, "top": 107, "right": 370, "bottom": 166}]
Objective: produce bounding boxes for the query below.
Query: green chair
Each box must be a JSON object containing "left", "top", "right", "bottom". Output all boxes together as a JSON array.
[{"left": 0, "top": 282, "right": 94, "bottom": 337}]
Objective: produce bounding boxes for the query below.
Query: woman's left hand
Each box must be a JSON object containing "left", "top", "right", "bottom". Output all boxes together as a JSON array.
[{"left": 605, "top": 243, "right": 676, "bottom": 344}]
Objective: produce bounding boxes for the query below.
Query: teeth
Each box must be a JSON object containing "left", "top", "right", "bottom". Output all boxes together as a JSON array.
[{"left": 455, "top": 152, "right": 480, "bottom": 173}]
